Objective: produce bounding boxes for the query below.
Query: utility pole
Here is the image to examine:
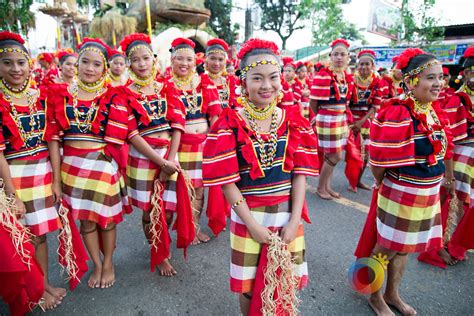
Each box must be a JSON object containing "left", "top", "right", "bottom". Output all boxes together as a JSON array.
[{"left": 244, "top": 5, "right": 253, "bottom": 40}]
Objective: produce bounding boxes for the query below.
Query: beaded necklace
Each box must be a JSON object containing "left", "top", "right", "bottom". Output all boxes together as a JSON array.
[
  {"left": 241, "top": 96, "right": 277, "bottom": 120},
  {"left": 0, "top": 78, "right": 31, "bottom": 99},
  {"left": 244, "top": 105, "right": 279, "bottom": 168},
  {"left": 412, "top": 97, "right": 431, "bottom": 115},
  {"left": 462, "top": 84, "right": 474, "bottom": 96},
  {"left": 134, "top": 81, "right": 163, "bottom": 120},
  {"left": 70, "top": 79, "right": 105, "bottom": 133},
  {"left": 1, "top": 86, "right": 41, "bottom": 148},
  {"left": 77, "top": 75, "right": 107, "bottom": 94},
  {"left": 210, "top": 73, "right": 229, "bottom": 103},
  {"left": 173, "top": 73, "right": 199, "bottom": 114},
  {"left": 108, "top": 70, "right": 122, "bottom": 83}
]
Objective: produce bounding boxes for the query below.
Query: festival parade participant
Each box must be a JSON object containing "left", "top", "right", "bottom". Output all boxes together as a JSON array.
[
  {"left": 47, "top": 38, "right": 130, "bottom": 289},
  {"left": 203, "top": 38, "right": 319, "bottom": 315},
  {"left": 38, "top": 52, "right": 59, "bottom": 87},
  {"left": 282, "top": 57, "right": 302, "bottom": 105},
  {"left": 108, "top": 49, "right": 128, "bottom": 86},
  {"left": 310, "top": 38, "right": 355, "bottom": 200},
  {"left": 118, "top": 33, "right": 190, "bottom": 276},
  {"left": 295, "top": 61, "right": 312, "bottom": 121},
  {"left": 0, "top": 31, "right": 65, "bottom": 309},
  {"left": 380, "top": 57, "right": 404, "bottom": 99},
  {"left": 205, "top": 38, "right": 239, "bottom": 110},
  {"left": 347, "top": 49, "right": 384, "bottom": 192},
  {"left": 168, "top": 37, "right": 222, "bottom": 244},
  {"left": 355, "top": 48, "right": 454, "bottom": 315},
  {"left": 56, "top": 49, "right": 78, "bottom": 85}
]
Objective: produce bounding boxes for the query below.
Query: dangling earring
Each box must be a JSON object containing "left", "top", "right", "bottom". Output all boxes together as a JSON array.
[
  {"left": 410, "top": 76, "right": 419, "bottom": 87},
  {"left": 277, "top": 91, "right": 284, "bottom": 103}
]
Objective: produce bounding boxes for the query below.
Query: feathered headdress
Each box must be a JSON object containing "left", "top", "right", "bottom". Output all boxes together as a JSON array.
[
  {"left": 396, "top": 48, "right": 426, "bottom": 70},
  {"left": 38, "top": 52, "right": 54, "bottom": 64},
  {"left": 171, "top": 38, "right": 195, "bottom": 49},
  {"left": 463, "top": 46, "right": 474, "bottom": 58},
  {"left": 0, "top": 31, "right": 25, "bottom": 44},
  {"left": 357, "top": 49, "right": 376, "bottom": 60},
  {"left": 330, "top": 38, "right": 350, "bottom": 49},
  {"left": 119, "top": 33, "right": 151, "bottom": 54},
  {"left": 206, "top": 38, "right": 229, "bottom": 51},
  {"left": 57, "top": 48, "right": 77, "bottom": 63}
]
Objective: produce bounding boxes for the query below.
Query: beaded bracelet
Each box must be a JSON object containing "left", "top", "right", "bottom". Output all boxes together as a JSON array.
[
  {"left": 444, "top": 178, "right": 455, "bottom": 185},
  {"left": 231, "top": 197, "right": 246, "bottom": 210},
  {"left": 160, "top": 161, "right": 168, "bottom": 169}
]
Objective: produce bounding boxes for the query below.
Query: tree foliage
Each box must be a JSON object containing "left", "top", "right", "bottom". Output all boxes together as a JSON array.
[
  {"left": 311, "top": 0, "right": 363, "bottom": 46},
  {"left": 0, "top": 0, "right": 35, "bottom": 34},
  {"left": 254, "top": 0, "right": 314, "bottom": 50},
  {"left": 392, "top": 0, "right": 444, "bottom": 44},
  {"left": 204, "top": 0, "right": 239, "bottom": 45}
]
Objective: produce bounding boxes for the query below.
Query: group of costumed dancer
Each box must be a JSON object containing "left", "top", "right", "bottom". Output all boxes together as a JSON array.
[{"left": 0, "top": 28, "right": 472, "bottom": 316}]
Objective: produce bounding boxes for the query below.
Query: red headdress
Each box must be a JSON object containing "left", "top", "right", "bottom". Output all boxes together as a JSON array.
[
  {"left": 108, "top": 49, "right": 126, "bottom": 60},
  {"left": 357, "top": 49, "right": 376, "bottom": 60},
  {"left": 77, "top": 38, "right": 112, "bottom": 59},
  {"left": 304, "top": 61, "right": 314, "bottom": 68},
  {"left": 236, "top": 38, "right": 279, "bottom": 60},
  {"left": 206, "top": 38, "right": 229, "bottom": 51},
  {"left": 330, "top": 38, "right": 350, "bottom": 49},
  {"left": 463, "top": 46, "right": 474, "bottom": 58},
  {"left": 0, "top": 31, "right": 25, "bottom": 45},
  {"left": 296, "top": 61, "right": 305, "bottom": 69},
  {"left": 119, "top": 33, "right": 151, "bottom": 54},
  {"left": 57, "top": 48, "right": 77, "bottom": 63},
  {"left": 392, "top": 56, "right": 399, "bottom": 64},
  {"left": 282, "top": 56, "right": 296, "bottom": 69},
  {"left": 38, "top": 52, "right": 54, "bottom": 64},
  {"left": 442, "top": 66, "right": 450, "bottom": 75},
  {"left": 196, "top": 52, "right": 205, "bottom": 65},
  {"left": 396, "top": 48, "right": 426, "bottom": 70},
  {"left": 171, "top": 37, "right": 195, "bottom": 49}
]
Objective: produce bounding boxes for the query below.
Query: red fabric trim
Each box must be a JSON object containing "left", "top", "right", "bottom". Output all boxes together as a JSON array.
[
  {"left": 180, "top": 132, "right": 207, "bottom": 144},
  {"left": 354, "top": 188, "right": 379, "bottom": 259},
  {"left": 172, "top": 172, "right": 195, "bottom": 258},
  {"left": 206, "top": 186, "right": 230, "bottom": 236},
  {"left": 63, "top": 144, "right": 104, "bottom": 156},
  {"left": 344, "top": 130, "right": 364, "bottom": 190}
]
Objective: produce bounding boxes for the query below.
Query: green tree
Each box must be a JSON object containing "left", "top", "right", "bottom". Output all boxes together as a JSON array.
[
  {"left": 392, "top": 0, "right": 444, "bottom": 44},
  {"left": 311, "top": 0, "right": 363, "bottom": 46},
  {"left": 204, "top": 0, "right": 239, "bottom": 45},
  {"left": 254, "top": 0, "right": 314, "bottom": 50},
  {"left": 0, "top": 0, "right": 35, "bottom": 34}
]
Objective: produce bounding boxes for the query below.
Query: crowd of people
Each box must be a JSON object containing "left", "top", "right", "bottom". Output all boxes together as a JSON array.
[{"left": 0, "top": 29, "right": 472, "bottom": 316}]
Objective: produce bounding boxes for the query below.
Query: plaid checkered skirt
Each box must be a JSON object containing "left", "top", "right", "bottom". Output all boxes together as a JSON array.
[
  {"left": 61, "top": 148, "right": 128, "bottom": 229},
  {"left": 229, "top": 201, "right": 307, "bottom": 293},
  {"left": 9, "top": 157, "right": 61, "bottom": 236},
  {"left": 376, "top": 176, "right": 442, "bottom": 253},
  {"left": 453, "top": 143, "right": 473, "bottom": 206},
  {"left": 315, "top": 111, "right": 348, "bottom": 153},
  {"left": 127, "top": 143, "right": 178, "bottom": 213},
  {"left": 178, "top": 133, "right": 206, "bottom": 187}
]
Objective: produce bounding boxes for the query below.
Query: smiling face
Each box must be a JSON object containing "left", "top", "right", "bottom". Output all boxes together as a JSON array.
[
  {"left": 60, "top": 55, "right": 77, "bottom": 79},
  {"left": 129, "top": 46, "right": 154, "bottom": 78},
  {"left": 283, "top": 65, "right": 296, "bottom": 82},
  {"left": 171, "top": 49, "right": 195, "bottom": 77},
  {"left": 297, "top": 66, "right": 307, "bottom": 80},
  {"left": 330, "top": 45, "right": 350, "bottom": 70},
  {"left": 77, "top": 50, "right": 105, "bottom": 83},
  {"left": 0, "top": 46, "right": 30, "bottom": 89},
  {"left": 242, "top": 54, "right": 282, "bottom": 108},
  {"left": 405, "top": 61, "right": 443, "bottom": 103},
  {"left": 110, "top": 55, "right": 126, "bottom": 76},
  {"left": 205, "top": 52, "right": 226, "bottom": 75},
  {"left": 357, "top": 56, "right": 374, "bottom": 78}
]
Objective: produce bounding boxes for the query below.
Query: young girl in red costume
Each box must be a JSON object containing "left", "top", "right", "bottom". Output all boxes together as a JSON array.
[
  {"left": 203, "top": 38, "right": 318, "bottom": 315},
  {"left": 56, "top": 49, "right": 78, "bottom": 85},
  {"left": 37, "top": 52, "right": 59, "bottom": 88},
  {"left": 205, "top": 38, "right": 240, "bottom": 110},
  {"left": 118, "top": 33, "right": 192, "bottom": 276},
  {"left": 310, "top": 38, "right": 355, "bottom": 200},
  {"left": 167, "top": 37, "right": 222, "bottom": 244},
  {"left": 47, "top": 38, "right": 130, "bottom": 289},
  {"left": 355, "top": 48, "right": 454, "bottom": 315},
  {"left": 347, "top": 49, "right": 384, "bottom": 191},
  {"left": 282, "top": 57, "right": 303, "bottom": 108},
  {"left": 0, "top": 31, "right": 65, "bottom": 310},
  {"left": 418, "top": 46, "right": 474, "bottom": 268},
  {"left": 295, "top": 61, "right": 312, "bottom": 121},
  {"left": 108, "top": 50, "right": 128, "bottom": 87}
]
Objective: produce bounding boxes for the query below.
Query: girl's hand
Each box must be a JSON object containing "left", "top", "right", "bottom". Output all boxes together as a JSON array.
[
  {"left": 248, "top": 224, "right": 272, "bottom": 244},
  {"left": 14, "top": 197, "right": 26, "bottom": 218},
  {"left": 51, "top": 181, "right": 62, "bottom": 204},
  {"left": 280, "top": 221, "right": 299, "bottom": 244}
]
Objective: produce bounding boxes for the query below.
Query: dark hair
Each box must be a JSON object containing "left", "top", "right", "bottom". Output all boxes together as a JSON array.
[
  {"left": 79, "top": 42, "right": 109, "bottom": 59},
  {"left": 461, "top": 57, "right": 473, "bottom": 69},
  {"left": 0, "top": 40, "right": 29, "bottom": 55},
  {"left": 126, "top": 41, "right": 152, "bottom": 57},
  {"left": 401, "top": 53, "right": 436, "bottom": 75}
]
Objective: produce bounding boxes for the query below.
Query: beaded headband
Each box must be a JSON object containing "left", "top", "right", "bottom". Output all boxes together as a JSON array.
[
  {"left": 0, "top": 47, "right": 32, "bottom": 66},
  {"left": 128, "top": 44, "right": 154, "bottom": 59},
  {"left": 404, "top": 59, "right": 440, "bottom": 78},
  {"left": 240, "top": 59, "right": 280, "bottom": 80},
  {"left": 206, "top": 49, "right": 227, "bottom": 57},
  {"left": 79, "top": 46, "right": 108, "bottom": 69},
  {"left": 171, "top": 47, "right": 194, "bottom": 56}
]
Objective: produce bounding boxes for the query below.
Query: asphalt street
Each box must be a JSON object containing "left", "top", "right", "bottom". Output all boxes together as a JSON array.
[{"left": 1, "top": 164, "right": 473, "bottom": 315}]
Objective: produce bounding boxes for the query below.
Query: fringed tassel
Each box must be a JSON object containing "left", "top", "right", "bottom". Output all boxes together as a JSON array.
[
  {"left": 443, "top": 194, "right": 461, "bottom": 245},
  {"left": 261, "top": 234, "right": 300, "bottom": 316},
  {"left": 182, "top": 171, "right": 198, "bottom": 231},
  {"left": 57, "top": 201, "right": 80, "bottom": 284},
  {"left": 0, "top": 179, "right": 32, "bottom": 268},
  {"left": 149, "top": 179, "right": 164, "bottom": 250}
]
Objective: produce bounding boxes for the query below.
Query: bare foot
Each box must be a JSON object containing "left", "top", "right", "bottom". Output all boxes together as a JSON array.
[
  {"left": 438, "top": 248, "right": 458, "bottom": 266},
  {"left": 316, "top": 189, "right": 333, "bottom": 200},
  {"left": 88, "top": 265, "right": 102, "bottom": 289},
  {"left": 348, "top": 185, "right": 358, "bottom": 193},
  {"left": 384, "top": 294, "right": 417, "bottom": 315},
  {"left": 158, "top": 259, "right": 177, "bottom": 277},
  {"left": 100, "top": 263, "right": 115, "bottom": 289},
  {"left": 327, "top": 188, "right": 341, "bottom": 199},
  {"left": 45, "top": 283, "right": 66, "bottom": 300},
  {"left": 39, "top": 291, "right": 60, "bottom": 311},
  {"left": 192, "top": 231, "right": 211, "bottom": 245},
  {"left": 369, "top": 296, "right": 395, "bottom": 316},
  {"left": 357, "top": 182, "right": 371, "bottom": 190}
]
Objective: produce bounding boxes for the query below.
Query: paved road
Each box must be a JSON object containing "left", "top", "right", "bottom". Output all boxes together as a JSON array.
[{"left": 1, "top": 165, "right": 473, "bottom": 315}]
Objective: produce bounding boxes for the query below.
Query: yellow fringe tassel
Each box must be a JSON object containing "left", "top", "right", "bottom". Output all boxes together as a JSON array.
[
  {"left": 261, "top": 234, "right": 300, "bottom": 316},
  {"left": 57, "top": 202, "right": 80, "bottom": 283},
  {"left": 182, "top": 171, "right": 199, "bottom": 231},
  {"left": 443, "top": 194, "right": 461, "bottom": 244},
  {"left": 149, "top": 179, "right": 164, "bottom": 250}
]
